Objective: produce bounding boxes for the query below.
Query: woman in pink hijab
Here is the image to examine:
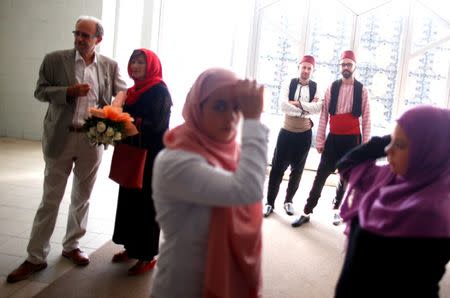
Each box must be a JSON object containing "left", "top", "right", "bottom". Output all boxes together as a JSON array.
[
  {"left": 150, "top": 68, "right": 267, "bottom": 298},
  {"left": 334, "top": 105, "right": 450, "bottom": 297}
]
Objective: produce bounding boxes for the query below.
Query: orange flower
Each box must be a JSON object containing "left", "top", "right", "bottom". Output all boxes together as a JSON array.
[
  {"left": 88, "top": 105, "right": 138, "bottom": 136},
  {"left": 103, "top": 105, "right": 134, "bottom": 122}
]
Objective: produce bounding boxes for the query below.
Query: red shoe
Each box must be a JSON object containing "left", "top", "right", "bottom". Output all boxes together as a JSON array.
[
  {"left": 62, "top": 248, "right": 90, "bottom": 266},
  {"left": 128, "top": 258, "right": 157, "bottom": 276},
  {"left": 7, "top": 261, "right": 47, "bottom": 283},
  {"left": 112, "top": 250, "right": 129, "bottom": 263}
]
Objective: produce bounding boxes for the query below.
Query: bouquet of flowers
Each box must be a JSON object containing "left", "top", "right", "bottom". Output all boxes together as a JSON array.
[{"left": 83, "top": 105, "right": 138, "bottom": 148}]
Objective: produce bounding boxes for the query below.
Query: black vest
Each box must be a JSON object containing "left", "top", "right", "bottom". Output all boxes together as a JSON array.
[
  {"left": 288, "top": 78, "right": 317, "bottom": 102},
  {"left": 329, "top": 79, "right": 363, "bottom": 117}
]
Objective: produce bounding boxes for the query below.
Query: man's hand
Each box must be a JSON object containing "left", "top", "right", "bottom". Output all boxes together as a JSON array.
[
  {"left": 316, "top": 147, "right": 324, "bottom": 154},
  {"left": 67, "top": 83, "right": 90, "bottom": 98},
  {"left": 288, "top": 100, "right": 300, "bottom": 108}
]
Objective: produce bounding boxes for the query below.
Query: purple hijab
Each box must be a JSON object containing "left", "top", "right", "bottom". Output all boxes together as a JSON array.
[{"left": 340, "top": 105, "right": 450, "bottom": 238}]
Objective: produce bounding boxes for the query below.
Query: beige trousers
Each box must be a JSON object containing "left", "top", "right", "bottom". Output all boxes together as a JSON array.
[{"left": 27, "top": 132, "right": 103, "bottom": 264}]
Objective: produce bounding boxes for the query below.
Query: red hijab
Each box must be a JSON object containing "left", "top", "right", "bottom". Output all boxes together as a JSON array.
[
  {"left": 164, "top": 68, "right": 262, "bottom": 298},
  {"left": 126, "top": 48, "right": 165, "bottom": 105}
]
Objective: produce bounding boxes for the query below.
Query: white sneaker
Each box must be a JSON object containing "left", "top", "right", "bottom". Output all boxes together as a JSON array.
[
  {"left": 284, "top": 202, "right": 294, "bottom": 216},
  {"left": 332, "top": 212, "right": 343, "bottom": 226},
  {"left": 263, "top": 204, "right": 273, "bottom": 217}
]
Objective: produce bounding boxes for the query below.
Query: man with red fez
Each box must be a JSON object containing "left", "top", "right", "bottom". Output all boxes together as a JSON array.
[
  {"left": 264, "top": 55, "right": 323, "bottom": 217},
  {"left": 292, "top": 50, "right": 371, "bottom": 227}
]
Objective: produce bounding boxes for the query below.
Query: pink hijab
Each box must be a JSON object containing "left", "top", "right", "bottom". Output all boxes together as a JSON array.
[
  {"left": 164, "top": 68, "right": 262, "bottom": 298},
  {"left": 340, "top": 105, "right": 450, "bottom": 238}
]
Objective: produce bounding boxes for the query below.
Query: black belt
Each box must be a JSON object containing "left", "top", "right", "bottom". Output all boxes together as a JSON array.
[{"left": 69, "top": 126, "right": 84, "bottom": 133}]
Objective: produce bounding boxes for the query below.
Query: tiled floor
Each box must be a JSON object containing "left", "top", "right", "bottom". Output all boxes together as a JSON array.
[
  {"left": 0, "top": 137, "right": 338, "bottom": 297},
  {"left": 1, "top": 137, "right": 449, "bottom": 297},
  {"left": 0, "top": 138, "right": 119, "bottom": 297}
]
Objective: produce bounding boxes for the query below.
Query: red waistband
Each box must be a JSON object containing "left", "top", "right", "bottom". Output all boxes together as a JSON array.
[{"left": 330, "top": 113, "right": 360, "bottom": 135}]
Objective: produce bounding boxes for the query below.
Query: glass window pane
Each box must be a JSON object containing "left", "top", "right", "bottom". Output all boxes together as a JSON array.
[
  {"left": 306, "top": 0, "right": 354, "bottom": 84},
  {"left": 157, "top": 0, "right": 252, "bottom": 127},
  {"left": 411, "top": 1, "right": 450, "bottom": 52},
  {"left": 404, "top": 40, "right": 450, "bottom": 108},
  {"left": 356, "top": 1, "right": 405, "bottom": 135},
  {"left": 255, "top": 0, "right": 305, "bottom": 115},
  {"left": 114, "top": 0, "right": 144, "bottom": 87}
]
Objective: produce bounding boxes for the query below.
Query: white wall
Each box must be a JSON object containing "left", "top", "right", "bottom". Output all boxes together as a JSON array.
[{"left": 0, "top": 0, "right": 103, "bottom": 140}]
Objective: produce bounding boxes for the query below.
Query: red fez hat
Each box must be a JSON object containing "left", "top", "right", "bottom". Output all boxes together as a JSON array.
[
  {"left": 300, "top": 55, "right": 315, "bottom": 67},
  {"left": 341, "top": 50, "right": 356, "bottom": 62}
]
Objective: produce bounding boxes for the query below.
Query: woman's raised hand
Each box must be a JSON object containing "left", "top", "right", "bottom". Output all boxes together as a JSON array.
[
  {"left": 112, "top": 91, "right": 127, "bottom": 107},
  {"left": 235, "top": 79, "right": 264, "bottom": 120}
]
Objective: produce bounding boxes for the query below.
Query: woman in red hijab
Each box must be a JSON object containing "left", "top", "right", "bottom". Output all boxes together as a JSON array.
[
  {"left": 111, "top": 49, "right": 172, "bottom": 275},
  {"left": 150, "top": 68, "right": 267, "bottom": 298}
]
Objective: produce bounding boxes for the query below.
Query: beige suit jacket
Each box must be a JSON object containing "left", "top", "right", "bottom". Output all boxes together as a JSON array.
[{"left": 34, "top": 49, "right": 127, "bottom": 157}]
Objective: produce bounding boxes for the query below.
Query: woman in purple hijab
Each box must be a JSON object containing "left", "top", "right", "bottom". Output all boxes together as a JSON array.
[{"left": 334, "top": 105, "right": 450, "bottom": 298}]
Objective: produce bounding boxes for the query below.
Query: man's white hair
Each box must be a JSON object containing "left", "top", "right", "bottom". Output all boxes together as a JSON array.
[{"left": 76, "top": 15, "right": 104, "bottom": 37}]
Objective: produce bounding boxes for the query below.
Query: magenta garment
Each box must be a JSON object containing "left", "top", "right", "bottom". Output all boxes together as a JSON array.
[{"left": 341, "top": 105, "right": 450, "bottom": 238}]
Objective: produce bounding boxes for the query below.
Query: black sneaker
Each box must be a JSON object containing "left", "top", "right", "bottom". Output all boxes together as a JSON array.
[
  {"left": 263, "top": 204, "right": 273, "bottom": 217},
  {"left": 291, "top": 215, "right": 310, "bottom": 227}
]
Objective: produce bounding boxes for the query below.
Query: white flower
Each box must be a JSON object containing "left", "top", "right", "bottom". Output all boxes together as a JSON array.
[
  {"left": 113, "top": 132, "right": 122, "bottom": 141},
  {"left": 96, "top": 121, "right": 106, "bottom": 133},
  {"left": 83, "top": 112, "right": 130, "bottom": 147},
  {"left": 101, "top": 134, "right": 109, "bottom": 144},
  {"left": 105, "top": 127, "right": 115, "bottom": 137},
  {"left": 89, "top": 126, "right": 96, "bottom": 136}
]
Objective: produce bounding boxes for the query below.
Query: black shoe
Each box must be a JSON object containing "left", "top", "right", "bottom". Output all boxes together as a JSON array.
[
  {"left": 292, "top": 215, "right": 310, "bottom": 227},
  {"left": 263, "top": 204, "right": 273, "bottom": 217}
]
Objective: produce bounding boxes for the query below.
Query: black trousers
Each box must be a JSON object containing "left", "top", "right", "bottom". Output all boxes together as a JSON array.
[
  {"left": 266, "top": 128, "right": 312, "bottom": 206},
  {"left": 304, "top": 133, "right": 360, "bottom": 214}
]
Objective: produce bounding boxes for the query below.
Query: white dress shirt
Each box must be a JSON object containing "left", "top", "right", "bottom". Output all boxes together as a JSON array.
[{"left": 72, "top": 51, "right": 99, "bottom": 126}]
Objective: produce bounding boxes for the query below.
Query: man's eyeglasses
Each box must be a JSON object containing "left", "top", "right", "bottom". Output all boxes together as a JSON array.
[
  {"left": 340, "top": 63, "right": 354, "bottom": 68},
  {"left": 72, "top": 31, "right": 97, "bottom": 39}
]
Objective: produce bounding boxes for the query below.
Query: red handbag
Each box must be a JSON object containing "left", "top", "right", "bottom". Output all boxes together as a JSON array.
[{"left": 109, "top": 143, "right": 147, "bottom": 189}]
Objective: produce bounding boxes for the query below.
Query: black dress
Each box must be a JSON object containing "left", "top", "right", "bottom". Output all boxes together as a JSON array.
[
  {"left": 335, "top": 217, "right": 450, "bottom": 298},
  {"left": 112, "top": 83, "right": 172, "bottom": 260},
  {"left": 335, "top": 137, "right": 450, "bottom": 298}
]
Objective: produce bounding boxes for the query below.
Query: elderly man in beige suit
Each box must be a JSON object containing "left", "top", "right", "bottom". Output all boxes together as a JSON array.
[{"left": 7, "top": 15, "right": 127, "bottom": 283}]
